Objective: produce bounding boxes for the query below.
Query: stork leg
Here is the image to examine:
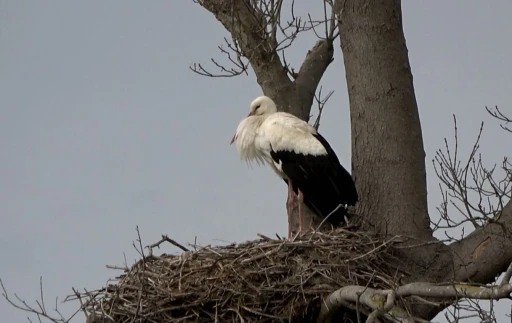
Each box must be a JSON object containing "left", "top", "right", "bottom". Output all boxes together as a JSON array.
[
  {"left": 298, "top": 189, "right": 304, "bottom": 234},
  {"left": 286, "top": 180, "right": 295, "bottom": 240}
]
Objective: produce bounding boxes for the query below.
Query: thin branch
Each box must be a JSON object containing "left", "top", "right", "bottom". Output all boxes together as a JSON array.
[
  {"left": 432, "top": 113, "right": 511, "bottom": 234},
  {"left": 312, "top": 87, "right": 334, "bottom": 130},
  {"left": 0, "top": 278, "right": 84, "bottom": 323},
  {"left": 486, "top": 105, "right": 512, "bottom": 133},
  {"left": 145, "top": 234, "right": 189, "bottom": 255}
]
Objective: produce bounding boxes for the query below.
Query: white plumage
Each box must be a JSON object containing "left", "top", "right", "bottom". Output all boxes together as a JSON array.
[{"left": 230, "top": 95, "right": 358, "bottom": 239}]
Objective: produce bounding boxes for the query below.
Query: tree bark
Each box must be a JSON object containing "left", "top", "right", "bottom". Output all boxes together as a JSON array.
[
  {"left": 450, "top": 200, "right": 512, "bottom": 281},
  {"left": 336, "top": 0, "right": 433, "bottom": 241}
]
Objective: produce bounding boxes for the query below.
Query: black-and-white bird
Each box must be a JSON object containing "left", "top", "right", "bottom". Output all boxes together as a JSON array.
[{"left": 230, "top": 95, "right": 358, "bottom": 239}]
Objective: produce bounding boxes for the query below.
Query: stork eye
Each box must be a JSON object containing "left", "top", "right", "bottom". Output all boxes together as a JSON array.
[{"left": 254, "top": 104, "right": 261, "bottom": 110}]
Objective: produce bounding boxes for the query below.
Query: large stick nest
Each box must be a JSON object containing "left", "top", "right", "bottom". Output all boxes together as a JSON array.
[{"left": 77, "top": 229, "right": 403, "bottom": 323}]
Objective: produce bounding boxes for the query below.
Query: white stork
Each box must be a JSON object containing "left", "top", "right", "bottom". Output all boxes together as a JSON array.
[{"left": 230, "top": 95, "right": 358, "bottom": 239}]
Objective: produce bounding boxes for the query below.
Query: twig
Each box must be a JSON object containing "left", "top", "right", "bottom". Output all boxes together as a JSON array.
[
  {"left": 0, "top": 278, "right": 84, "bottom": 323},
  {"left": 432, "top": 112, "right": 512, "bottom": 234},
  {"left": 313, "top": 87, "right": 335, "bottom": 130},
  {"left": 146, "top": 234, "right": 189, "bottom": 254}
]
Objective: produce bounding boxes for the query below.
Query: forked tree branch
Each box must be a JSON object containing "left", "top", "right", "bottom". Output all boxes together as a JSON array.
[
  {"left": 318, "top": 285, "right": 414, "bottom": 323},
  {"left": 294, "top": 39, "right": 334, "bottom": 119},
  {"left": 439, "top": 109, "right": 512, "bottom": 285},
  {"left": 195, "top": 0, "right": 289, "bottom": 88},
  {"left": 318, "top": 274, "right": 512, "bottom": 323},
  {"left": 313, "top": 87, "right": 335, "bottom": 130},
  {"left": 413, "top": 108, "right": 512, "bottom": 320},
  {"left": 0, "top": 278, "right": 87, "bottom": 323},
  {"left": 486, "top": 106, "right": 512, "bottom": 133},
  {"left": 194, "top": 0, "right": 336, "bottom": 120},
  {"left": 432, "top": 116, "right": 511, "bottom": 235}
]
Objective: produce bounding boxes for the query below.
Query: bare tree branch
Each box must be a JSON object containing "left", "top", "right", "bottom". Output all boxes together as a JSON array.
[
  {"left": 435, "top": 109, "right": 512, "bottom": 288},
  {"left": 431, "top": 116, "right": 511, "bottom": 233},
  {"left": 294, "top": 39, "right": 335, "bottom": 118},
  {"left": 486, "top": 106, "right": 512, "bottom": 133},
  {"left": 0, "top": 278, "right": 85, "bottom": 323},
  {"left": 313, "top": 87, "right": 335, "bottom": 130},
  {"left": 145, "top": 234, "right": 189, "bottom": 255},
  {"left": 190, "top": 38, "right": 250, "bottom": 78},
  {"left": 319, "top": 278, "right": 512, "bottom": 323},
  {"left": 318, "top": 285, "right": 414, "bottom": 323},
  {"left": 404, "top": 108, "right": 512, "bottom": 320},
  {"left": 193, "top": 0, "right": 290, "bottom": 82},
  {"left": 194, "top": 0, "right": 336, "bottom": 121}
]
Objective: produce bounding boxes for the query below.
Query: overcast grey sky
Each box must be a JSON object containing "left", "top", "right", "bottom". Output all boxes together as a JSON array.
[{"left": 1, "top": 1, "right": 511, "bottom": 322}]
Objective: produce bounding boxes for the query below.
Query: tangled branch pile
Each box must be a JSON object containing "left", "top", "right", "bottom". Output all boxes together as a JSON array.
[{"left": 76, "top": 230, "right": 403, "bottom": 323}]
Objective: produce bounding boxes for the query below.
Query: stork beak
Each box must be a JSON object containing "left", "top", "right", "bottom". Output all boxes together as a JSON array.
[{"left": 230, "top": 111, "right": 254, "bottom": 145}]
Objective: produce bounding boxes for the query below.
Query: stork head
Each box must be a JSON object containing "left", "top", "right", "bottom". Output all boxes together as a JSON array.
[
  {"left": 248, "top": 95, "right": 278, "bottom": 117},
  {"left": 230, "top": 96, "right": 278, "bottom": 145}
]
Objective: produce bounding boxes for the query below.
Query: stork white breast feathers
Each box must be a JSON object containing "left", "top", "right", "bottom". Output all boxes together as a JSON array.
[{"left": 230, "top": 95, "right": 358, "bottom": 239}]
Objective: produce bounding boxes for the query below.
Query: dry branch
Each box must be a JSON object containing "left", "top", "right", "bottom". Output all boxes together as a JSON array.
[
  {"left": 486, "top": 106, "right": 512, "bottom": 133},
  {"left": 319, "top": 276, "right": 512, "bottom": 323},
  {"left": 0, "top": 278, "right": 85, "bottom": 323},
  {"left": 193, "top": 0, "right": 336, "bottom": 121},
  {"left": 312, "top": 87, "right": 334, "bottom": 130},
  {"left": 433, "top": 109, "right": 512, "bottom": 287}
]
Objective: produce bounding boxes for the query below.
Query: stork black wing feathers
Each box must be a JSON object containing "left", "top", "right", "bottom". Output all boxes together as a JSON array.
[{"left": 269, "top": 133, "right": 358, "bottom": 226}]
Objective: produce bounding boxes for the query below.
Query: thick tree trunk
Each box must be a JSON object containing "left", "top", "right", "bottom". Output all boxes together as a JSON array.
[
  {"left": 337, "top": 0, "right": 433, "bottom": 241},
  {"left": 335, "top": 4, "right": 453, "bottom": 319}
]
